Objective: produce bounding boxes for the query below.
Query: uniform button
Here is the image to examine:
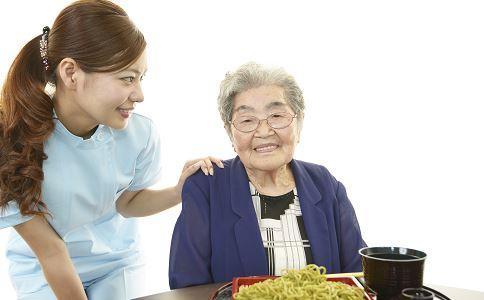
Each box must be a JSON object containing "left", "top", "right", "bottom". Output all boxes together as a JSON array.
[{"left": 97, "top": 132, "right": 104, "bottom": 141}]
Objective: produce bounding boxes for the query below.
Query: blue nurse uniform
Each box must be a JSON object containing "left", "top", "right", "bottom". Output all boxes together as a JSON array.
[{"left": 1, "top": 113, "right": 161, "bottom": 299}]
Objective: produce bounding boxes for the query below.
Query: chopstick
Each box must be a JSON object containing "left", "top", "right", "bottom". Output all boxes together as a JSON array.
[{"left": 326, "top": 272, "right": 364, "bottom": 278}]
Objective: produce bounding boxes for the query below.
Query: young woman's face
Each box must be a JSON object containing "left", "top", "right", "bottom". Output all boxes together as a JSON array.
[
  {"left": 230, "top": 85, "right": 300, "bottom": 172},
  {"left": 75, "top": 50, "right": 147, "bottom": 130}
]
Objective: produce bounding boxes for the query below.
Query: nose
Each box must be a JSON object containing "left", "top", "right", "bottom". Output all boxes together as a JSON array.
[
  {"left": 130, "top": 82, "right": 144, "bottom": 103},
  {"left": 254, "top": 118, "right": 274, "bottom": 137}
]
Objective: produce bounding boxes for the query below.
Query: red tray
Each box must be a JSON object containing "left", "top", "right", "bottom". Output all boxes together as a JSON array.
[
  {"left": 231, "top": 275, "right": 373, "bottom": 300},
  {"left": 231, "top": 276, "right": 276, "bottom": 295}
]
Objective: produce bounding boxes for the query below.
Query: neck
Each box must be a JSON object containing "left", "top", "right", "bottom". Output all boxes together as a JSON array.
[
  {"left": 53, "top": 91, "right": 98, "bottom": 139},
  {"left": 245, "top": 164, "right": 295, "bottom": 196}
]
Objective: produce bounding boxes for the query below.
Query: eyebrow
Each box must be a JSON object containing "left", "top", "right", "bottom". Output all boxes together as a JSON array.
[
  {"left": 234, "top": 105, "right": 254, "bottom": 113},
  {"left": 265, "top": 101, "right": 286, "bottom": 110},
  {"left": 119, "top": 68, "right": 147, "bottom": 75},
  {"left": 234, "top": 101, "right": 287, "bottom": 113}
]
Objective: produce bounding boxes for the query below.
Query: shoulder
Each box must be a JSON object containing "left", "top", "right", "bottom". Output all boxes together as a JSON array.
[
  {"left": 123, "top": 113, "right": 155, "bottom": 135},
  {"left": 182, "top": 158, "right": 237, "bottom": 197},
  {"left": 292, "top": 159, "right": 341, "bottom": 195},
  {"left": 293, "top": 159, "right": 335, "bottom": 181},
  {"left": 112, "top": 113, "right": 158, "bottom": 147}
]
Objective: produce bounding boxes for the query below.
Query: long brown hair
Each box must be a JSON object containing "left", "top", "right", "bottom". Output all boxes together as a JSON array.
[{"left": 0, "top": 0, "right": 146, "bottom": 216}]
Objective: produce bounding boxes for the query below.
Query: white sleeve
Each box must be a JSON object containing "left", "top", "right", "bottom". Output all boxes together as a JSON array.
[{"left": 0, "top": 201, "right": 34, "bottom": 229}]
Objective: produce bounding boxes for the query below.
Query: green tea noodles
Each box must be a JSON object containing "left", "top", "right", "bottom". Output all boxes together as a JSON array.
[{"left": 234, "top": 264, "right": 365, "bottom": 300}]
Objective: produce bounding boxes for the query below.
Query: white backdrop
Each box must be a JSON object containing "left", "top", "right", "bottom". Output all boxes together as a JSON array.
[{"left": 1, "top": 1, "right": 483, "bottom": 299}]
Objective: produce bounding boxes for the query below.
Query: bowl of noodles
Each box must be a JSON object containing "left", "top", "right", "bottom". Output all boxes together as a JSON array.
[{"left": 228, "top": 264, "right": 370, "bottom": 300}]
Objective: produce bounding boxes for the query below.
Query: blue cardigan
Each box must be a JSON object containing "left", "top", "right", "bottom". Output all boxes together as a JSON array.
[{"left": 169, "top": 157, "right": 366, "bottom": 289}]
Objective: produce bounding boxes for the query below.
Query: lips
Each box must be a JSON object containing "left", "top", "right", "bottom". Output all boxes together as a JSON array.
[
  {"left": 117, "top": 107, "right": 134, "bottom": 111},
  {"left": 253, "top": 143, "right": 279, "bottom": 153},
  {"left": 117, "top": 107, "right": 134, "bottom": 118}
]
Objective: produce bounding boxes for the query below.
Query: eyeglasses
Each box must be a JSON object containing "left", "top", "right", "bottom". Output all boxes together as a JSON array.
[{"left": 231, "top": 112, "right": 297, "bottom": 133}]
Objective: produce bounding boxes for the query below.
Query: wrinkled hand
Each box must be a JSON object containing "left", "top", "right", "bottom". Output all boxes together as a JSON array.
[{"left": 175, "top": 156, "right": 224, "bottom": 195}]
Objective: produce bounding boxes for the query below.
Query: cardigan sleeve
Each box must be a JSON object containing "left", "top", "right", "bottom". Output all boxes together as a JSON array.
[
  {"left": 335, "top": 181, "right": 367, "bottom": 272},
  {"left": 169, "top": 173, "right": 213, "bottom": 289}
]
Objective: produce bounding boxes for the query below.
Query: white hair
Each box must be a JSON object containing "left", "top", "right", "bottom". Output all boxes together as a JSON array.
[{"left": 217, "top": 62, "right": 305, "bottom": 137}]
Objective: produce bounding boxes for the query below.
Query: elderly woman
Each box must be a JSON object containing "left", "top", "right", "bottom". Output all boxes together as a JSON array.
[{"left": 169, "top": 63, "right": 366, "bottom": 289}]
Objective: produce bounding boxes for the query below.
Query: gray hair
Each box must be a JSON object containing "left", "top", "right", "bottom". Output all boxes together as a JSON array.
[{"left": 217, "top": 62, "right": 305, "bottom": 137}]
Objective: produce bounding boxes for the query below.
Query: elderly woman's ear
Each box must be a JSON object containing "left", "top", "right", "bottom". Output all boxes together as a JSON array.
[
  {"left": 224, "top": 124, "right": 235, "bottom": 148},
  {"left": 297, "top": 117, "right": 304, "bottom": 143}
]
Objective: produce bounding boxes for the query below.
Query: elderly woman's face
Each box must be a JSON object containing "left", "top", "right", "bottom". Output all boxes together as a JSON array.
[{"left": 230, "top": 85, "right": 300, "bottom": 172}]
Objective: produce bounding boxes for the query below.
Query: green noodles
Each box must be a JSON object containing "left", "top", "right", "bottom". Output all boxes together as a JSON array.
[{"left": 233, "top": 264, "right": 365, "bottom": 300}]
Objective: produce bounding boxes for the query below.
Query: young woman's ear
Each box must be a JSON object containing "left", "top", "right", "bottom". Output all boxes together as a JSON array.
[{"left": 56, "top": 58, "right": 82, "bottom": 90}]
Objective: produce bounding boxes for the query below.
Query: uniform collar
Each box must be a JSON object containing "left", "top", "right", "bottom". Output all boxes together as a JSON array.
[{"left": 52, "top": 109, "right": 113, "bottom": 148}]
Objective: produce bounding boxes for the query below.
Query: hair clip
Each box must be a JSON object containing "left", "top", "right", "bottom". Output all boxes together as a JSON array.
[{"left": 40, "top": 26, "right": 50, "bottom": 71}]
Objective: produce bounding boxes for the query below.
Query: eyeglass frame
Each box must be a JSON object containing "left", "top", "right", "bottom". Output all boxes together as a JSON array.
[{"left": 230, "top": 112, "right": 298, "bottom": 133}]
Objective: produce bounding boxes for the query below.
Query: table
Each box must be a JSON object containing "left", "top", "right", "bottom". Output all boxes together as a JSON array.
[{"left": 135, "top": 283, "right": 484, "bottom": 300}]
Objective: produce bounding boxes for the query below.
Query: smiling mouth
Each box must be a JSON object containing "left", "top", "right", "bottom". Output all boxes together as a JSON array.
[
  {"left": 254, "top": 144, "right": 279, "bottom": 153},
  {"left": 117, "top": 108, "right": 133, "bottom": 118}
]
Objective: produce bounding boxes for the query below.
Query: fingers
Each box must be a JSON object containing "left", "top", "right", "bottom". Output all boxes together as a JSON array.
[
  {"left": 176, "top": 161, "right": 203, "bottom": 190},
  {"left": 182, "top": 156, "right": 224, "bottom": 177},
  {"left": 202, "top": 157, "right": 213, "bottom": 175},
  {"left": 186, "top": 161, "right": 205, "bottom": 177},
  {"left": 201, "top": 159, "right": 211, "bottom": 176},
  {"left": 208, "top": 156, "right": 224, "bottom": 169},
  {"left": 188, "top": 160, "right": 210, "bottom": 176},
  {"left": 203, "top": 156, "right": 225, "bottom": 175},
  {"left": 182, "top": 160, "right": 194, "bottom": 170}
]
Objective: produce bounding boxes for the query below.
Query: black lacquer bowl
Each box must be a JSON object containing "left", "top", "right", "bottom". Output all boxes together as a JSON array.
[{"left": 359, "top": 247, "right": 427, "bottom": 300}]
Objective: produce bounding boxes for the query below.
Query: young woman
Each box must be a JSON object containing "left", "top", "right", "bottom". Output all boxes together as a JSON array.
[{"left": 0, "top": 1, "right": 221, "bottom": 299}]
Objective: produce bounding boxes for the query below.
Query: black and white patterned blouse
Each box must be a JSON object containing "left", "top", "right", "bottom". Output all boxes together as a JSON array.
[{"left": 249, "top": 182, "right": 313, "bottom": 276}]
